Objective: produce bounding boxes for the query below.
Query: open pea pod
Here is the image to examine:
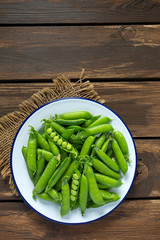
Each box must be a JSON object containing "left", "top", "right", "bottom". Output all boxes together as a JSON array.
[{"left": 45, "top": 123, "right": 78, "bottom": 157}]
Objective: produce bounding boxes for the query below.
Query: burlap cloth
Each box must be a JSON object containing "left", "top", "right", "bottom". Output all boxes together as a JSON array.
[{"left": 0, "top": 71, "right": 105, "bottom": 196}]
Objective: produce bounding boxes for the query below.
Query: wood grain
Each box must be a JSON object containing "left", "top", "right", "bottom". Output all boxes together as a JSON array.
[
  {"left": 0, "top": 139, "right": 160, "bottom": 200},
  {"left": 0, "top": 82, "right": 160, "bottom": 137},
  {"left": 0, "top": 25, "right": 160, "bottom": 79},
  {"left": 0, "top": 200, "right": 160, "bottom": 239},
  {"left": 1, "top": 0, "right": 160, "bottom": 24}
]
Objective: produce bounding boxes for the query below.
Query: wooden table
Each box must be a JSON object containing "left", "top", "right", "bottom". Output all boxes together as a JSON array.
[{"left": 0, "top": 1, "right": 160, "bottom": 239}]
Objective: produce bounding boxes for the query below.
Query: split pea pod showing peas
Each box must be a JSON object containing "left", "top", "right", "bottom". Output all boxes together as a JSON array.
[
  {"left": 85, "top": 165, "right": 104, "bottom": 205},
  {"left": 111, "top": 139, "right": 128, "bottom": 175},
  {"left": 95, "top": 147, "right": 120, "bottom": 172},
  {"left": 59, "top": 111, "right": 92, "bottom": 120},
  {"left": 95, "top": 173, "right": 122, "bottom": 188},
  {"left": 45, "top": 123, "right": 78, "bottom": 157},
  {"left": 61, "top": 177, "right": 70, "bottom": 217}
]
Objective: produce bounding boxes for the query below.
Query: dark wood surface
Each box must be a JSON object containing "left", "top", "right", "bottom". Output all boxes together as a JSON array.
[
  {"left": 1, "top": 0, "right": 160, "bottom": 24},
  {"left": 0, "top": 25, "right": 160, "bottom": 79},
  {"left": 0, "top": 1, "right": 160, "bottom": 239}
]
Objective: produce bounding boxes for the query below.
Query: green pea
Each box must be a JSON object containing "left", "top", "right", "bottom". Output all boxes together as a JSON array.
[
  {"left": 61, "top": 177, "right": 70, "bottom": 217},
  {"left": 111, "top": 139, "right": 128, "bottom": 175},
  {"left": 73, "top": 179, "right": 79, "bottom": 186},
  {"left": 85, "top": 165, "right": 104, "bottom": 205},
  {"left": 73, "top": 173, "right": 79, "bottom": 180},
  {"left": 71, "top": 195, "right": 76, "bottom": 201},
  {"left": 71, "top": 189, "right": 77, "bottom": 196},
  {"left": 54, "top": 136, "right": 59, "bottom": 142},
  {"left": 50, "top": 132, "right": 56, "bottom": 138},
  {"left": 71, "top": 184, "right": 78, "bottom": 190},
  {"left": 57, "top": 139, "right": 63, "bottom": 145},
  {"left": 62, "top": 141, "right": 67, "bottom": 148},
  {"left": 67, "top": 143, "right": 72, "bottom": 150},
  {"left": 47, "top": 127, "right": 52, "bottom": 134}
]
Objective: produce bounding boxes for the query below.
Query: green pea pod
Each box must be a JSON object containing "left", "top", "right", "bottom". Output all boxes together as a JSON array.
[
  {"left": 101, "top": 135, "right": 111, "bottom": 153},
  {"left": 45, "top": 123, "right": 78, "bottom": 157},
  {"left": 111, "top": 139, "right": 128, "bottom": 175},
  {"left": 61, "top": 177, "right": 70, "bottom": 217},
  {"left": 106, "top": 149, "right": 113, "bottom": 157},
  {"left": 80, "top": 124, "right": 113, "bottom": 139},
  {"left": 22, "top": 146, "right": 34, "bottom": 180},
  {"left": 79, "top": 174, "right": 88, "bottom": 216},
  {"left": 43, "top": 119, "right": 66, "bottom": 135},
  {"left": 99, "top": 190, "right": 120, "bottom": 201},
  {"left": 34, "top": 154, "right": 46, "bottom": 186},
  {"left": 95, "top": 147, "right": 120, "bottom": 172},
  {"left": 47, "top": 188, "right": 61, "bottom": 202},
  {"left": 55, "top": 160, "right": 79, "bottom": 191},
  {"left": 85, "top": 165, "right": 104, "bottom": 205},
  {"left": 33, "top": 157, "right": 57, "bottom": 195},
  {"left": 59, "top": 111, "right": 92, "bottom": 120},
  {"left": 113, "top": 131, "right": 129, "bottom": 159},
  {"left": 82, "top": 115, "right": 101, "bottom": 128},
  {"left": 27, "top": 130, "right": 37, "bottom": 172},
  {"left": 79, "top": 136, "right": 96, "bottom": 156},
  {"left": 46, "top": 156, "right": 71, "bottom": 191},
  {"left": 37, "top": 192, "right": 59, "bottom": 203},
  {"left": 87, "top": 194, "right": 120, "bottom": 208},
  {"left": 91, "top": 133, "right": 107, "bottom": 156},
  {"left": 30, "top": 126, "right": 51, "bottom": 152},
  {"left": 60, "top": 149, "right": 68, "bottom": 162},
  {"left": 61, "top": 129, "right": 74, "bottom": 140},
  {"left": 37, "top": 149, "right": 53, "bottom": 161},
  {"left": 95, "top": 173, "right": 122, "bottom": 188},
  {"left": 97, "top": 183, "right": 110, "bottom": 189},
  {"left": 87, "top": 117, "right": 112, "bottom": 129},
  {"left": 91, "top": 158, "right": 121, "bottom": 180},
  {"left": 67, "top": 126, "right": 85, "bottom": 133},
  {"left": 55, "top": 118, "right": 87, "bottom": 126},
  {"left": 48, "top": 138, "right": 60, "bottom": 156}
]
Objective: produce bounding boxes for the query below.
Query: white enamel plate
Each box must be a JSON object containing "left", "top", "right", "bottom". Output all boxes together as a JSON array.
[{"left": 11, "top": 97, "right": 137, "bottom": 225}]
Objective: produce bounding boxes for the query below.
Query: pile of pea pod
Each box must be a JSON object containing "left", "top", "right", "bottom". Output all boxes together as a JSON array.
[{"left": 22, "top": 110, "right": 130, "bottom": 217}]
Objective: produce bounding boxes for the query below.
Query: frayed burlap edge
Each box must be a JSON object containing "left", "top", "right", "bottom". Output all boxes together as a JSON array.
[{"left": 0, "top": 70, "right": 105, "bottom": 196}]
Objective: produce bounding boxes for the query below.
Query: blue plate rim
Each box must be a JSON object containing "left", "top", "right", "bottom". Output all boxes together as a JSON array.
[{"left": 10, "top": 97, "right": 137, "bottom": 225}]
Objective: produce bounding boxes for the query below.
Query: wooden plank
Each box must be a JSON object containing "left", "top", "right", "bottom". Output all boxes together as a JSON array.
[
  {"left": 1, "top": 0, "right": 160, "bottom": 24},
  {"left": 0, "top": 200, "right": 160, "bottom": 239},
  {"left": 0, "top": 139, "right": 159, "bottom": 200},
  {"left": 0, "top": 26, "right": 160, "bottom": 79},
  {"left": 0, "top": 82, "right": 160, "bottom": 137}
]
